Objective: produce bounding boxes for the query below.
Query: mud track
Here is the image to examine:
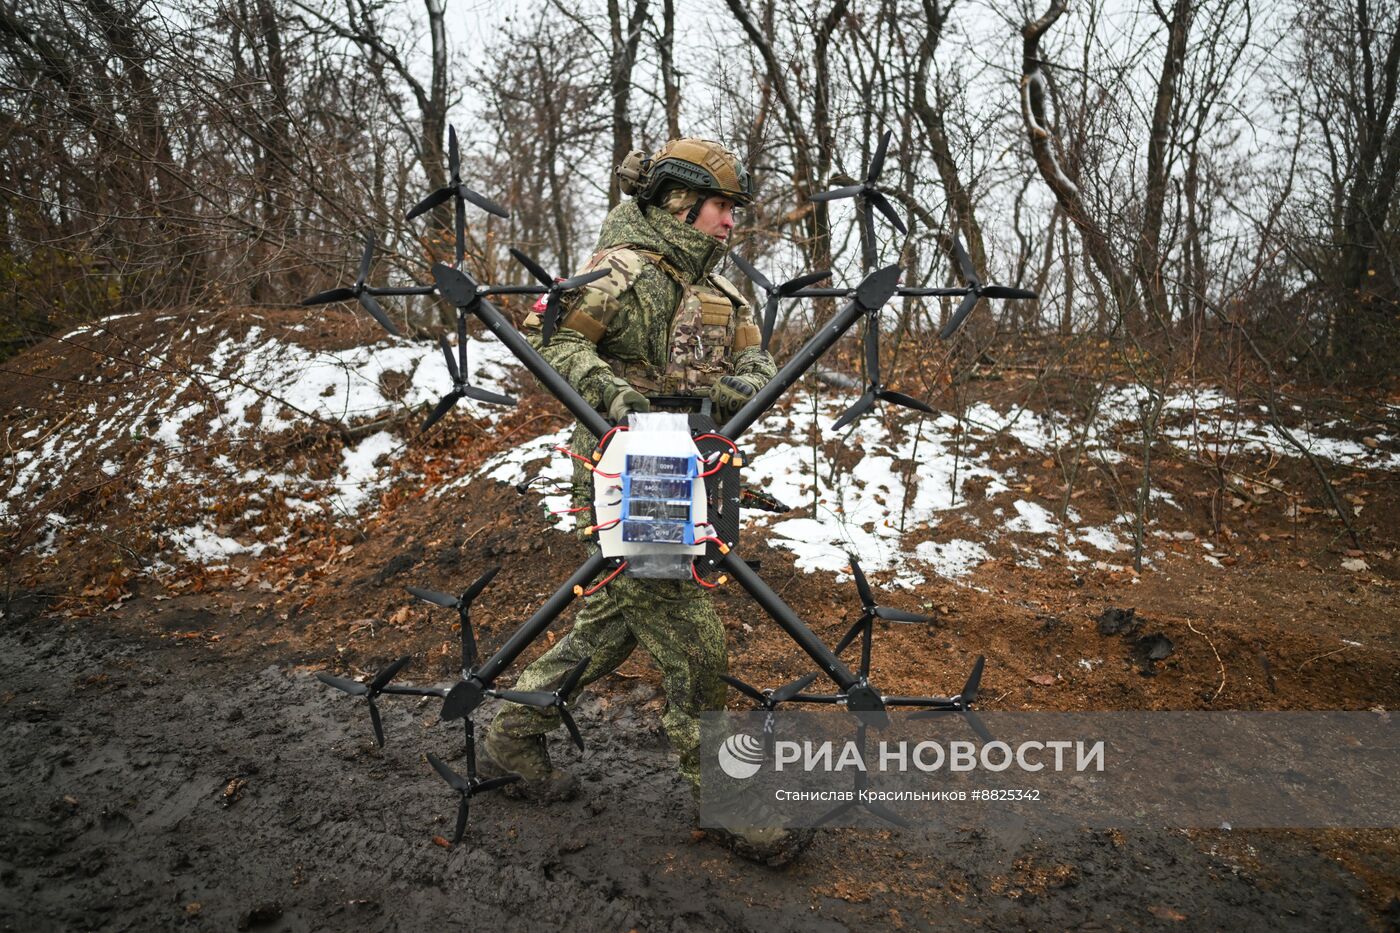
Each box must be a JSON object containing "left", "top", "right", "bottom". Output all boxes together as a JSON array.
[{"left": 1, "top": 609, "right": 1387, "bottom": 932}]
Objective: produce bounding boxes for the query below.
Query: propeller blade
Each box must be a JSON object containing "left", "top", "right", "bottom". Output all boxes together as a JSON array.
[
  {"left": 771, "top": 672, "right": 819, "bottom": 704},
  {"left": 961, "top": 655, "right": 986, "bottom": 706},
  {"left": 368, "top": 699, "right": 385, "bottom": 747},
  {"left": 406, "top": 186, "right": 453, "bottom": 221},
  {"left": 371, "top": 656, "right": 412, "bottom": 693},
  {"left": 461, "top": 385, "right": 516, "bottom": 407},
  {"left": 964, "top": 708, "right": 994, "bottom": 743},
  {"left": 849, "top": 556, "right": 875, "bottom": 610},
  {"left": 357, "top": 291, "right": 400, "bottom": 337},
  {"left": 831, "top": 389, "right": 876, "bottom": 431},
  {"left": 474, "top": 774, "right": 521, "bottom": 794},
  {"left": 541, "top": 292, "right": 561, "bottom": 346},
  {"left": 720, "top": 674, "right": 768, "bottom": 706},
  {"left": 864, "top": 799, "right": 910, "bottom": 828},
  {"left": 407, "top": 585, "right": 459, "bottom": 609},
  {"left": 357, "top": 233, "right": 374, "bottom": 285},
  {"left": 950, "top": 233, "right": 979, "bottom": 285},
  {"left": 810, "top": 184, "right": 862, "bottom": 203},
  {"left": 559, "top": 707, "right": 585, "bottom": 752},
  {"left": 508, "top": 247, "right": 553, "bottom": 286},
  {"left": 461, "top": 566, "right": 501, "bottom": 604},
  {"left": 872, "top": 605, "right": 934, "bottom": 624},
  {"left": 453, "top": 798, "right": 469, "bottom": 845},
  {"left": 813, "top": 799, "right": 856, "bottom": 827},
  {"left": 833, "top": 615, "right": 872, "bottom": 656},
  {"left": 427, "top": 752, "right": 470, "bottom": 792},
  {"left": 460, "top": 185, "right": 509, "bottom": 219},
  {"left": 981, "top": 285, "right": 1039, "bottom": 300},
  {"left": 760, "top": 294, "right": 779, "bottom": 352},
  {"left": 728, "top": 251, "right": 774, "bottom": 293},
  {"left": 421, "top": 391, "right": 463, "bottom": 432},
  {"left": 556, "top": 267, "right": 611, "bottom": 291},
  {"left": 493, "top": 689, "right": 558, "bottom": 708},
  {"left": 437, "top": 335, "right": 462, "bottom": 383},
  {"left": 316, "top": 672, "right": 368, "bottom": 696},
  {"left": 447, "top": 125, "right": 460, "bottom": 181},
  {"left": 864, "top": 313, "right": 881, "bottom": 385},
  {"left": 876, "top": 388, "right": 936, "bottom": 415},
  {"left": 867, "top": 129, "right": 893, "bottom": 184},
  {"left": 302, "top": 287, "right": 357, "bottom": 306},
  {"left": 867, "top": 190, "right": 907, "bottom": 236},
  {"left": 776, "top": 269, "right": 832, "bottom": 296},
  {"left": 558, "top": 655, "right": 592, "bottom": 699},
  {"left": 939, "top": 291, "right": 981, "bottom": 340}
]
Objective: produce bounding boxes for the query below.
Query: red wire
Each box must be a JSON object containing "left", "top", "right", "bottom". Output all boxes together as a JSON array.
[
  {"left": 553, "top": 445, "right": 620, "bottom": 478},
  {"left": 692, "top": 535, "right": 726, "bottom": 549},
  {"left": 591, "top": 518, "right": 621, "bottom": 531},
  {"left": 552, "top": 505, "right": 592, "bottom": 514},
  {"left": 691, "top": 560, "right": 718, "bottom": 589},
  {"left": 596, "top": 425, "right": 626, "bottom": 449},
  {"left": 694, "top": 433, "right": 738, "bottom": 453},
  {"left": 583, "top": 561, "right": 628, "bottom": 596},
  {"left": 698, "top": 458, "right": 728, "bottom": 477}
]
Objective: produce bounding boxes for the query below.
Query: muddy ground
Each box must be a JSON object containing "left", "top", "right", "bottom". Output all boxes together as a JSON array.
[{"left": 1, "top": 592, "right": 1395, "bottom": 932}]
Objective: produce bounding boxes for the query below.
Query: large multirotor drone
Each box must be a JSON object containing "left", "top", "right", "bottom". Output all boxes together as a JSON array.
[{"left": 306, "top": 125, "right": 1037, "bottom": 843}]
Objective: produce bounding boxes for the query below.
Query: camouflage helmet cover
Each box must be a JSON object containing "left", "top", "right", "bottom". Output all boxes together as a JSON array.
[{"left": 627, "top": 137, "right": 753, "bottom": 206}]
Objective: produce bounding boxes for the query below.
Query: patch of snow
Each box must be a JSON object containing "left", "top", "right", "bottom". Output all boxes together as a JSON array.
[{"left": 914, "top": 539, "right": 990, "bottom": 578}]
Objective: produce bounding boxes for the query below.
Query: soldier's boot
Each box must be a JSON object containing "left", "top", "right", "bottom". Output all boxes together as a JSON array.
[
  {"left": 703, "top": 823, "right": 815, "bottom": 867},
  {"left": 478, "top": 728, "right": 579, "bottom": 803}
]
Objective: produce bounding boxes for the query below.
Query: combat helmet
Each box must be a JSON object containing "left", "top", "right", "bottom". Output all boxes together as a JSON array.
[{"left": 617, "top": 138, "right": 753, "bottom": 209}]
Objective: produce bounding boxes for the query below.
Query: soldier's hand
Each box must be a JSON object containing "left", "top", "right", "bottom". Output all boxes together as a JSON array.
[
  {"left": 607, "top": 387, "right": 650, "bottom": 424},
  {"left": 710, "top": 375, "right": 760, "bottom": 418}
]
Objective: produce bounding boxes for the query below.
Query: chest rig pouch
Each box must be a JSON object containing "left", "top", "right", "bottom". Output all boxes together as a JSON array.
[{"left": 663, "top": 278, "right": 737, "bottom": 394}]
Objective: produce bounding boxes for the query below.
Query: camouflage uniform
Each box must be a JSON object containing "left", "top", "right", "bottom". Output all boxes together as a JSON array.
[{"left": 488, "top": 199, "right": 776, "bottom": 792}]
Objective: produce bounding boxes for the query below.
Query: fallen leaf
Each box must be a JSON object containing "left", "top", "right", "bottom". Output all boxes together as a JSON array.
[
  {"left": 431, "top": 835, "right": 451, "bottom": 849},
  {"left": 1341, "top": 558, "right": 1369, "bottom": 572},
  {"left": 1362, "top": 436, "right": 1379, "bottom": 449},
  {"left": 1028, "top": 673, "right": 1056, "bottom": 686}
]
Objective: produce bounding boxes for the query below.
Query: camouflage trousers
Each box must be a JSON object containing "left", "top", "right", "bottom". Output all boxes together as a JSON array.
[{"left": 488, "top": 569, "right": 728, "bottom": 792}]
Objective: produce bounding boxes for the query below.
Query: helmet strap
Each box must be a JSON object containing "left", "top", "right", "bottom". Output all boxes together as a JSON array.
[{"left": 685, "top": 195, "right": 708, "bottom": 226}]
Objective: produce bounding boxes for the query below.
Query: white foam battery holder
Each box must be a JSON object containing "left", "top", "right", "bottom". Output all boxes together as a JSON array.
[{"left": 592, "top": 412, "right": 707, "bottom": 579}]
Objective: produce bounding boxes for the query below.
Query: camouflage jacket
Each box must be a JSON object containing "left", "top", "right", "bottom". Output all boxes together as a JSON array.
[{"left": 525, "top": 201, "right": 777, "bottom": 425}]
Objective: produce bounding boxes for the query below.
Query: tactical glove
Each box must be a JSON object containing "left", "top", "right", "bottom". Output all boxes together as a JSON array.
[
  {"left": 607, "top": 387, "right": 650, "bottom": 424},
  {"left": 710, "top": 374, "right": 762, "bottom": 419}
]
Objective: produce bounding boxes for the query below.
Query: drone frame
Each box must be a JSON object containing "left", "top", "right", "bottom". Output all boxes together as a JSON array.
[{"left": 308, "top": 121, "right": 1036, "bottom": 842}]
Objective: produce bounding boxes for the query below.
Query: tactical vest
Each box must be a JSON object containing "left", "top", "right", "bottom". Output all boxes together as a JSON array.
[{"left": 559, "top": 246, "right": 760, "bottom": 397}]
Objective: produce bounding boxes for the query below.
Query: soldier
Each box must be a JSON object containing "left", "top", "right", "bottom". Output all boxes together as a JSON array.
[{"left": 479, "top": 138, "right": 811, "bottom": 865}]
